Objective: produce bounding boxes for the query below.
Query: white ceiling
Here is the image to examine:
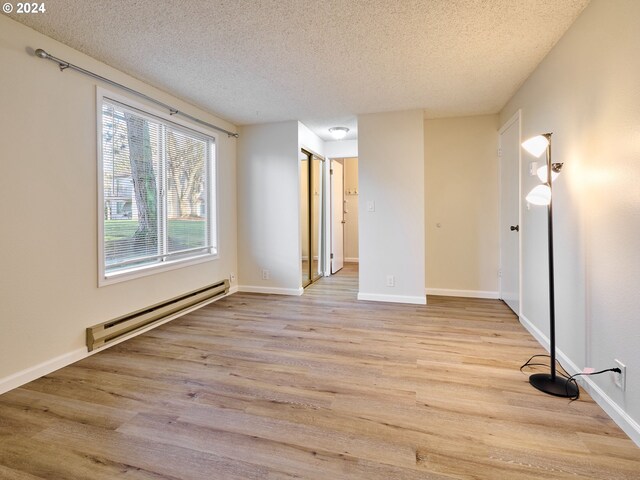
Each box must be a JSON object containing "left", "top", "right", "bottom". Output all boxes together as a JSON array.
[{"left": 10, "top": 0, "right": 589, "bottom": 140}]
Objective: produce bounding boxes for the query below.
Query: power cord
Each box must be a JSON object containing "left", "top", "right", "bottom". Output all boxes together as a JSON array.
[
  {"left": 520, "top": 354, "right": 621, "bottom": 401},
  {"left": 520, "top": 354, "right": 571, "bottom": 377},
  {"left": 565, "top": 368, "right": 621, "bottom": 401}
]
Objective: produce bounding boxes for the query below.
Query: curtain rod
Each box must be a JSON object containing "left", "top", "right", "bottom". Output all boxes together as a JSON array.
[{"left": 34, "top": 48, "right": 239, "bottom": 139}]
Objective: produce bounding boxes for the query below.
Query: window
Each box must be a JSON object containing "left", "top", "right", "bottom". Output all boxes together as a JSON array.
[{"left": 98, "top": 90, "right": 217, "bottom": 284}]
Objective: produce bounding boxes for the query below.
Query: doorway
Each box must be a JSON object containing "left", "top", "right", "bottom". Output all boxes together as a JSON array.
[
  {"left": 330, "top": 159, "right": 345, "bottom": 274},
  {"left": 330, "top": 157, "right": 358, "bottom": 271},
  {"left": 300, "top": 149, "right": 325, "bottom": 288},
  {"left": 499, "top": 112, "right": 521, "bottom": 315}
]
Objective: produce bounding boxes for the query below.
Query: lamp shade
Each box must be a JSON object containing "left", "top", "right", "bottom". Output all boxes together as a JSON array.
[
  {"left": 522, "top": 135, "right": 550, "bottom": 158},
  {"left": 526, "top": 184, "right": 552, "bottom": 205},
  {"left": 536, "top": 165, "right": 561, "bottom": 183},
  {"left": 329, "top": 127, "right": 349, "bottom": 140}
]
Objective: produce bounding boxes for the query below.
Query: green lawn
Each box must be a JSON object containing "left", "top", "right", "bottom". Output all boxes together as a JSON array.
[
  {"left": 104, "top": 220, "right": 138, "bottom": 241},
  {"left": 105, "top": 219, "right": 206, "bottom": 248}
]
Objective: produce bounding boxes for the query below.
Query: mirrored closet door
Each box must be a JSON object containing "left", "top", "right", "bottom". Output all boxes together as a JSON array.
[{"left": 300, "top": 149, "right": 324, "bottom": 287}]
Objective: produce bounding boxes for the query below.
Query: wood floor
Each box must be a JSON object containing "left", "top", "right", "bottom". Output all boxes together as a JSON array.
[{"left": 1, "top": 264, "right": 638, "bottom": 479}]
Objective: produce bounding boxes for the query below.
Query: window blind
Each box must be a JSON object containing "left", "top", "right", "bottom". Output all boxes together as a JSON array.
[{"left": 101, "top": 98, "right": 215, "bottom": 276}]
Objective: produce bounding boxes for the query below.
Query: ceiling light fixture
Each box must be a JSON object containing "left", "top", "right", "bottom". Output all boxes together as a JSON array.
[{"left": 329, "top": 127, "right": 349, "bottom": 140}]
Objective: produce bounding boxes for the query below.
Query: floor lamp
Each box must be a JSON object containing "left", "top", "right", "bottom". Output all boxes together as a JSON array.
[{"left": 522, "top": 133, "right": 578, "bottom": 398}]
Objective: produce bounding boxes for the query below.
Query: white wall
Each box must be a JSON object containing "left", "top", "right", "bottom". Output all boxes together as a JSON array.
[
  {"left": 358, "top": 110, "right": 426, "bottom": 304},
  {"left": 424, "top": 115, "right": 500, "bottom": 297},
  {"left": 298, "top": 122, "right": 325, "bottom": 158},
  {"left": 237, "top": 122, "right": 329, "bottom": 292},
  {"left": 0, "top": 16, "right": 238, "bottom": 386},
  {"left": 325, "top": 139, "right": 358, "bottom": 159},
  {"left": 237, "top": 121, "right": 301, "bottom": 294},
  {"left": 500, "top": 0, "right": 640, "bottom": 444}
]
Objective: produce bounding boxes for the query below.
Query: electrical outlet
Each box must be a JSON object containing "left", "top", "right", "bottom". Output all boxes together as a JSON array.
[
  {"left": 229, "top": 272, "right": 236, "bottom": 283},
  {"left": 262, "top": 269, "right": 270, "bottom": 281},
  {"left": 386, "top": 275, "right": 395, "bottom": 287},
  {"left": 614, "top": 359, "right": 626, "bottom": 390}
]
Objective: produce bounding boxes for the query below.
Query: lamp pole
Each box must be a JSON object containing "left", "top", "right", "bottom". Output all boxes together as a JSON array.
[
  {"left": 528, "top": 133, "right": 578, "bottom": 397},
  {"left": 545, "top": 135, "right": 557, "bottom": 382}
]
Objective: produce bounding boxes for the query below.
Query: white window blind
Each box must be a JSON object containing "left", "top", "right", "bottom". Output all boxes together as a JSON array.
[{"left": 100, "top": 96, "right": 216, "bottom": 278}]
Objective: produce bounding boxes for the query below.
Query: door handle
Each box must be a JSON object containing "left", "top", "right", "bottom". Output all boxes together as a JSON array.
[
  {"left": 341, "top": 221, "right": 346, "bottom": 224},
  {"left": 510, "top": 225, "right": 519, "bottom": 232}
]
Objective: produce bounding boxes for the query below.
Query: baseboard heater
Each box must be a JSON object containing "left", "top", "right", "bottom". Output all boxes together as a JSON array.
[{"left": 86, "top": 279, "right": 229, "bottom": 352}]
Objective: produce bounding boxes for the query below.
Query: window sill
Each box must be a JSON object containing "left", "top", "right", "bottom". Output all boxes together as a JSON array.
[{"left": 99, "top": 252, "right": 219, "bottom": 287}]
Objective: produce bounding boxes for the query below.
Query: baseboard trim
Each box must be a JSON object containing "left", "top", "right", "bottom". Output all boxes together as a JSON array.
[
  {"left": 0, "top": 347, "right": 88, "bottom": 395},
  {"left": 519, "top": 314, "right": 640, "bottom": 447},
  {"left": 238, "top": 285, "right": 304, "bottom": 296},
  {"left": 228, "top": 285, "right": 239, "bottom": 295},
  {"left": 345, "top": 257, "right": 359, "bottom": 263},
  {"left": 0, "top": 292, "right": 232, "bottom": 396},
  {"left": 357, "top": 292, "right": 426, "bottom": 305},
  {"left": 426, "top": 288, "right": 499, "bottom": 299}
]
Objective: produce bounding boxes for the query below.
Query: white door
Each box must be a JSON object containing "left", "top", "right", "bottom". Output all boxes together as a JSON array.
[
  {"left": 499, "top": 112, "right": 521, "bottom": 315},
  {"left": 331, "top": 160, "right": 345, "bottom": 274}
]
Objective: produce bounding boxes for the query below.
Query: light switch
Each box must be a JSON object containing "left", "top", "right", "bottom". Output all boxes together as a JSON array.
[
  {"left": 529, "top": 161, "right": 538, "bottom": 176},
  {"left": 367, "top": 200, "right": 375, "bottom": 212}
]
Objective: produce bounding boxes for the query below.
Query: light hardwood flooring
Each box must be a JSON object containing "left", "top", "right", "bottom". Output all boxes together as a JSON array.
[{"left": 0, "top": 264, "right": 638, "bottom": 479}]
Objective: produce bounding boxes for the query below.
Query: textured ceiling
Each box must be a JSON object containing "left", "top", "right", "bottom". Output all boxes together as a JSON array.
[{"left": 9, "top": 0, "right": 589, "bottom": 140}]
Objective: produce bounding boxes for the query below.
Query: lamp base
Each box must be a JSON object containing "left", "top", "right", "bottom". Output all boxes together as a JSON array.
[{"left": 529, "top": 373, "right": 579, "bottom": 398}]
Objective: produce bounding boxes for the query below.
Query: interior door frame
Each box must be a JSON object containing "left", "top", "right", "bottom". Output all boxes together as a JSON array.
[
  {"left": 301, "top": 148, "right": 326, "bottom": 287},
  {"left": 498, "top": 109, "right": 522, "bottom": 317},
  {"left": 300, "top": 150, "right": 312, "bottom": 288},
  {"left": 330, "top": 159, "right": 345, "bottom": 274}
]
